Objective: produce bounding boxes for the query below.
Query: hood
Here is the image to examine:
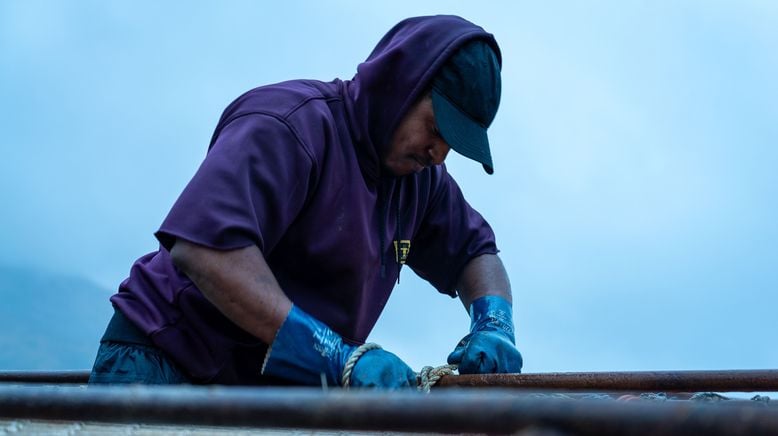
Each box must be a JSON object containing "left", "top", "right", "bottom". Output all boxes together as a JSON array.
[{"left": 344, "top": 15, "right": 502, "bottom": 182}]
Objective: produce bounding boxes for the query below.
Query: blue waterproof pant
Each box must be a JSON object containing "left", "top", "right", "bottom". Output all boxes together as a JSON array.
[{"left": 88, "top": 310, "right": 190, "bottom": 384}]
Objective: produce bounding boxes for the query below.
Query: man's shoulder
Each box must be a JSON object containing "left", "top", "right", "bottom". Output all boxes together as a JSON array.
[
  {"left": 223, "top": 80, "right": 341, "bottom": 122},
  {"left": 209, "top": 79, "right": 350, "bottom": 172}
]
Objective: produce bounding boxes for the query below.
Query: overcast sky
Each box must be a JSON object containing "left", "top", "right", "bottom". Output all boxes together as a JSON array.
[{"left": 1, "top": 1, "right": 776, "bottom": 374}]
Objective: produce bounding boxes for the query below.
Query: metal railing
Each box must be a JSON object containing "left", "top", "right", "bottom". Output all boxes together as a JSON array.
[
  {"left": 3, "top": 369, "right": 778, "bottom": 392},
  {"left": 0, "top": 384, "right": 776, "bottom": 435},
  {"left": 436, "top": 369, "right": 778, "bottom": 392},
  {"left": 2, "top": 369, "right": 777, "bottom": 434}
]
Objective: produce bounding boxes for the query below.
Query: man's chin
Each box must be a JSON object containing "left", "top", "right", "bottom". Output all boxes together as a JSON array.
[{"left": 382, "top": 163, "right": 413, "bottom": 177}]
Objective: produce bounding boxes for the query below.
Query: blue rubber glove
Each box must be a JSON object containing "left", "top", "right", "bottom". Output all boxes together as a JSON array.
[
  {"left": 447, "top": 295, "right": 523, "bottom": 374},
  {"left": 261, "top": 305, "right": 417, "bottom": 388}
]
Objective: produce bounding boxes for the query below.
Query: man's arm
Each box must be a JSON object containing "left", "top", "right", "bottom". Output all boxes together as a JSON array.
[
  {"left": 449, "top": 253, "right": 523, "bottom": 374},
  {"left": 170, "top": 238, "right": 417, "bottom": 388},
  {"left": 455, "top": 253, "right": 512, "bottom": 310},
  {"left": 170, "top": 239, "right": 291, "bottom": 345}
]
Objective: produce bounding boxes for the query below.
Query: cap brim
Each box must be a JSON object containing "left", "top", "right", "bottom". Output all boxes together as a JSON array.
[{"left": 432, "top": 90, "right": 494, "bottom": 174}]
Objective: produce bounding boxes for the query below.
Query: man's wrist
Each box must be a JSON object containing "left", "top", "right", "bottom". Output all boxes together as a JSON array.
[
  {"left": 261, "top": 305, "right": 354, "bottom": 385},
  {"left": 469, "top": 295, "right": 515, "bottom": 343}
]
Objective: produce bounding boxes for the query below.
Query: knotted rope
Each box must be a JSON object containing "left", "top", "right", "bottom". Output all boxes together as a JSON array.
[
  {"left": 417, "top": 364, "right": 458, "bottom": 393},
  {"left": 341, "top": 342, "right": 382, "bottom": 387},
  {"left": 341, "top": 342, "right": 457, "bottom": 392}
]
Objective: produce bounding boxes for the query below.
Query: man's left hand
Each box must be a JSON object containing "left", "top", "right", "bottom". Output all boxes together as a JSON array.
[{"left": 447, "top": 295, "right": 523, "bottom": 374}]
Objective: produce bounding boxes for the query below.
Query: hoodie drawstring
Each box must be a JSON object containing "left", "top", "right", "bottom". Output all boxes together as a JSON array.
[
  {"left": 395, "top": 183, "right": 402, "bottom": 284},
  {"left": 379, "top": 188, "right": 387, "bottom": 280},
  {"left": 378, "top": 178, "right": 404, "bottom": 284}
]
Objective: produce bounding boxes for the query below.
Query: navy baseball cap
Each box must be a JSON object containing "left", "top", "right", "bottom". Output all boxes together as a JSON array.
[{"left": 431, "top": 40, "right": 501, "bottom": 174}]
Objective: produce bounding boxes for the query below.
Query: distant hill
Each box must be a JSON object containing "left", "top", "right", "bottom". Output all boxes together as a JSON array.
[{"left": 0, "top": 265, "right": 114, "bottom": 370}]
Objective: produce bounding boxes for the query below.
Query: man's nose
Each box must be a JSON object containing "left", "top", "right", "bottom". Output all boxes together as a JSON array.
[{"left": 429, "top": 140, "right": 451, "bottom": 165}]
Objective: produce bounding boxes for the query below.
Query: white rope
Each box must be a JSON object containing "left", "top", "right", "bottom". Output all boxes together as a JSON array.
[
  {"left": 340, "top": 342, "right": 458, "bottom": 392},
  {"left": 341, "top": 342, "right": 382, "bottom": 388},
  {"left": 418, "top": 364, "right": 458, "bottom": 393}
]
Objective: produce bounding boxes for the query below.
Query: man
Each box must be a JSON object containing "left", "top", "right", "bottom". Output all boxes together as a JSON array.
[{"left": 89, "top": 15, "right": 523, "bottom": 388}]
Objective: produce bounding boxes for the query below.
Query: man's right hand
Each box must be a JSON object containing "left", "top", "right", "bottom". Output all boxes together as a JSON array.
[
  {"left": 350, "top": 348, "right": 417, "bottom": 388},
  {"left": 261, "top": 305, "right": 416, "bottom": 389}
]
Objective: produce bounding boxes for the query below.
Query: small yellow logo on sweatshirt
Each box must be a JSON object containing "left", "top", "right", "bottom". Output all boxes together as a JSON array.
[{"left": 394, "top": 240, "right": 411, "bottom": 264}]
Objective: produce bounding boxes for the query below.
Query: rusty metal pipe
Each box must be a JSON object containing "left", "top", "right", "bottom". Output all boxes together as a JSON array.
[
  {"left": 3, "top": 369, "right": 778, "bottom": 393},
  {"left": 436, "top": 369, "right": 778, "bottom": 392},
  {"left": 1, "top": 384, "right": 777, "bottom": 435}
]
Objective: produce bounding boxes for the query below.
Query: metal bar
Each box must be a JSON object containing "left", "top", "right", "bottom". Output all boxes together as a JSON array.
[
  {"left": 0, "top": 371, "right": 90, "bottom": 384},
  {"left": 0, "top": 384, "right": 776, "bottom": 435},
  {"left": 435, "top": 369, "right": 778, "bottom": 392},
  {"left": 3, "top": 369, "right": 778, "bottom": 392}
]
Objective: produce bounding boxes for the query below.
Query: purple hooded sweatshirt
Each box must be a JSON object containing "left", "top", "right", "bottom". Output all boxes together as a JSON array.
[{"left": 111, "top": 15, "right": 501, "bottom": 384}]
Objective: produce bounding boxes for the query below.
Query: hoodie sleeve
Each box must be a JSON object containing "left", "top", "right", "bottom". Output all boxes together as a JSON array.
[
  {"left": 406, "top": 166, "right": 498, "bottom": 297},
  {"left": 155, "top": 114, "right": 315, "bottom": 255}
]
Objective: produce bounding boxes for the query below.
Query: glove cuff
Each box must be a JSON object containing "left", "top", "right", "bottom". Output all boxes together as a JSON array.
[
  {"left": 261, "top": 305, "right": 354, "bottom": 386},
  {"left": 469, "top": 295, "right": 516, "bottom": 344}
]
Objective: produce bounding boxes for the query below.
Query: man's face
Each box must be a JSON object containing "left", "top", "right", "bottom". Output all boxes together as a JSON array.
[{"left": 383, "top": 94, "right": 451, "bottom": 176}]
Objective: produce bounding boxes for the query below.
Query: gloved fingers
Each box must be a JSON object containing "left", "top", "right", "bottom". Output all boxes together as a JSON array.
[
  {"left": 447, "top": 332, "right": 474, "bottom": 365},
  {"left": 350, "top": 349, "right": 417, "bottom": 389},
  {"left": 446, "top": 345, "right": 466, "bottom": 365},
  {"left": 452, "top": 331, "right": 523, "bottom": 374},
  {"left": 456, "top": 349, "right": 492, "bottom": 374}
]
